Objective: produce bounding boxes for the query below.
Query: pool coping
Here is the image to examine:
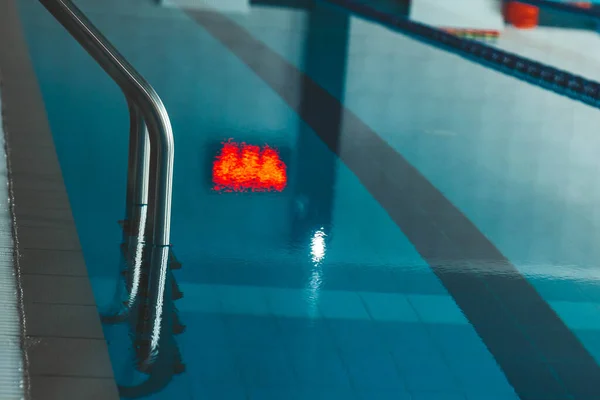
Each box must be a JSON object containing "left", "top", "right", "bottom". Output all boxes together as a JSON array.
[{"left": 0, "top": 1, "right": 120, "bottom": 399}]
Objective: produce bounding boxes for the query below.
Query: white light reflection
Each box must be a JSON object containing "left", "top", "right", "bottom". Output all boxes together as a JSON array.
[
  {"left": 150, "top": 246, "right": 170, "bottom": 359},
  {"left": 127, "top": 205, "right": 147, "bottom": 310},
  {"left": 311, "top": 228, "right": 326, "bottom": 264},
  {"left": 305, "top": 228, "right": 326, "bottom": 319}
]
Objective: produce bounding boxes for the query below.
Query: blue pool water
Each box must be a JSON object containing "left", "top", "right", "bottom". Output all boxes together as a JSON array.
[{"left": 15, "top": 0, "right": 600, "bottom": 399}]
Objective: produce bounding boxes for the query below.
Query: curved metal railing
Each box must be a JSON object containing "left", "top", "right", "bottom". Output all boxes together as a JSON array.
[
  {"left": 38, "top": 0, "right": 174, "bottom": 247},
  {"left": 37, "top": 0, "right": 177, "bottom": 395}
]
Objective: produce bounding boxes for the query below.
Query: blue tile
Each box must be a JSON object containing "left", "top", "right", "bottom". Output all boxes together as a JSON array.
[
  {"left": 318, "top": 291, "right": 370, "bottom": 319},
  {"left": 296, "top": 386, "right": 356, "bottom": 400},
  {"left": 354, "top": 389, "right": 412, "bottom": 400},
  {"left": 466, "top": 393, "right": 520, "bottom": 400},
  {"left": 225, "top": 315, "right": 282, "bottom": 348},
  {"left": 187, "top": 261, "right": 464, "bottom": 296},
  {"left": 327, "top": 319, "right": 388, "bottom": 354},
  {"left": 247, "top": 387, "right": 301, "bottom": 400},
  {"left": 290, "top": 345, "right": 351, "bottom": 387},
  {"left": 449, "top": 360, "right": 515, "bottom": 398},
  {"left": 321, "top": 266, "right": 356, "bottom": 291},
  {"left": 137, "top": 373, "right": 193, "bottom": 400},
  {"left": 347, "top": 267, "right": 405, "bottom": 294},
  {"left": 376, "top": 322, "right": 439, "bottom": 358},
  {"left": 236, "top": 346, "right": 297, "bottom": 387},
  {"left": 192, "top": 383, "right": 247, "bottom": 400},
  {"left": 578, "top": 281, "right": 600, "bottom": 303},
  {"left": 266, "top": 288, "right": 322, "bottom": 318},
  {"left": 277, "top": 318, "right": 336, "bottom": 350},
  {"left": 397, "top": 356, "right": 461, "bottom": 393},
  {"left": 394, "top": 350, "right": 450, "bottom": 371},
  {"left": 445, "top": 351, "right": 502, "bottom": 373},
  {"left": 219, "top": 285, "right": 270, "bottom": 316},
  {"left": 277, "top": 317, "right": 329, "bottom": 334},
  {"left": 575, "top": 329, "right": 600, "bottom": 362},
  {"left": 186, "top": 344, "right": 241, "bottom": 385},
  {"left": 342, "top": 349, "right": 405, "bottom": 389},
  {"left": 392, "top": 267, "right": 449, "bottom": 296},
  {"left": 426, "top": 324, "right": 490, "bottom": 359},
  {"left": 179, "top": 284, "right": 222, "bottom": 313},
  {"left": 207, "top": 262, "right": 289, "bottom": 289},
  {"left": 411, "top": 393, "right": 466, "bottom": 400},
  {"left": 531, "top": 278, "right": 589, "bottom": 302},
  {"left": 286, "top": 334, "right": 336, "bottom": 357},
  {"left": 360, "top": 292, "right": 420, "bottom": 322},
  {"left": 408, "top": 295, "right": 468, "bottom": 324},
  {"left": 550, "top": 301, "right": 600, "bottom": 330},
  {"left": 180, "top": 313, "right": 230, "bottom": 348}
]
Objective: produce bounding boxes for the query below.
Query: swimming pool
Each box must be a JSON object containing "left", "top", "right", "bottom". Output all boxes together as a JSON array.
[{"left": 15, "top": 0, "right": 600, "bottom": 399}]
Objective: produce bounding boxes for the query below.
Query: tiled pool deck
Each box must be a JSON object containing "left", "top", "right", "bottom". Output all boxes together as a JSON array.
[{"left": 0, "top": 0, "right": 119, "bottom": 398}]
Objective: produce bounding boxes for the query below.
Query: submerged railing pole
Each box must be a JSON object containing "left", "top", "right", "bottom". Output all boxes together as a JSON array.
[
  {"left": 125, "top": 99, "right": 150, "bottom": 224},
  {"left": 38, "top": 0, "right": 175, "bottom": 372}
]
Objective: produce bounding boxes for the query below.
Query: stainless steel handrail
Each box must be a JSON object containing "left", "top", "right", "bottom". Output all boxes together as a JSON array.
[
  {"left": 38, "top": 0, "right": 174, "bottom": 248},
  {"left": 38, "top": 0, "right": 175, "bottom": 371}
]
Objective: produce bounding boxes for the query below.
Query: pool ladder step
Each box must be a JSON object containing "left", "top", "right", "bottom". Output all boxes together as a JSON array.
[
  {"left": 113, "top": 244, "right": 187, "bottom": 322},
  {"left": 116, "top": 222, "right": 187, "bottom": 377}
]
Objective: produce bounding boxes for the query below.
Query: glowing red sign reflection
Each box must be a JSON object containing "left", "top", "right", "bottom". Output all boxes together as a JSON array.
[{"left": 212, "top": 140, "right": 287, "bottom": 192}]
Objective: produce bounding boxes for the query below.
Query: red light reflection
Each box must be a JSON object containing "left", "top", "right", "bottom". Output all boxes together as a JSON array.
[{"left": 212, "top": 140, "right": 287, "bottom": 192}]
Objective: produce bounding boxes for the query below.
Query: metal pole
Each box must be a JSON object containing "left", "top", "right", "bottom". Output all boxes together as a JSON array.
[
  {"left": 125, "top": 100, "right": 150, "bottom": 222},
  {"left": 38, "top": 0, "right": 174, "bottom": 249},
  {"left": 38, "top": 0, "right": 175, "bottom": 372}
]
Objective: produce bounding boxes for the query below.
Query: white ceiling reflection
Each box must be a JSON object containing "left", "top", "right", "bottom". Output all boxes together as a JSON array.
[
  {"left": 310, "top": 228, "right": 327, "bottom": 264},
  {"left": 305, "top": 228, "right": 327, "bottom": 319}
]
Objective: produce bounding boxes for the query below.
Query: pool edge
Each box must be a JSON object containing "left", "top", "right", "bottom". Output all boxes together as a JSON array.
[{"left": 0, "top": 1, "right": 120, "bottom": 399}]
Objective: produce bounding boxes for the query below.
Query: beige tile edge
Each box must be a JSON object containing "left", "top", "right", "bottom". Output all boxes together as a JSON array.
[{"left": 0, "top": 0, "right": 119, "bottom": 399}]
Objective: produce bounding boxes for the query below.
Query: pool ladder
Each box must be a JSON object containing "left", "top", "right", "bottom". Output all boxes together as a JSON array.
[{"left": 37, "top": 0, "right": 183, "bottom": 397}]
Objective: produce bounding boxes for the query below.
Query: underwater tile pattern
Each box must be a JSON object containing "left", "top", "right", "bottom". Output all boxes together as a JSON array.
[{"left": 13, "top": 0, "right": 600, "bottom": 399}]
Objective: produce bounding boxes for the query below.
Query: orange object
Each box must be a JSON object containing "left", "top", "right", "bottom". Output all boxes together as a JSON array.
[
  {"left": 571, "top": 2, "right": 592, "bottom": 9},
  {"left": 212, "top": 140, "right": 287, "bottom": 192},
  {"left": 505, "top": 1, "right": 539, "bottom": 29}
]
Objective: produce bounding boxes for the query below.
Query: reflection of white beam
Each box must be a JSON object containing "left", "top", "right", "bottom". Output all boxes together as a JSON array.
[
  {"left": 410, "top": 0, "right": 505, "bottom": 30},
  {"left": 161, "top": 0, "right": 250, "bottom": 13},
  {"left": 306, "top": 228, "right": 327, "bottom": 319},
  {"left": 126, "top": 205, "right": 147, "bottom": 311}
]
